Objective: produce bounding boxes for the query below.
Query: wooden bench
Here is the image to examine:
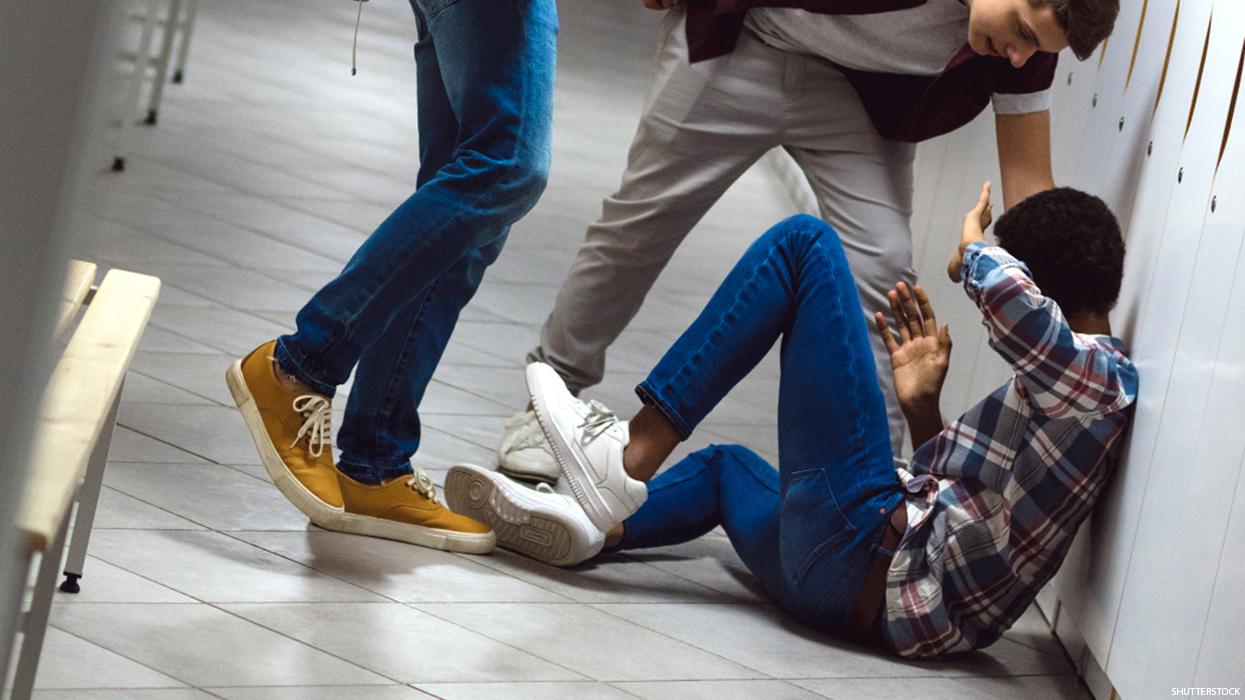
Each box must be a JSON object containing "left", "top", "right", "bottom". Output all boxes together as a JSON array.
[{"left": 2, "top": 262, "right": 160, "bottom": 699}]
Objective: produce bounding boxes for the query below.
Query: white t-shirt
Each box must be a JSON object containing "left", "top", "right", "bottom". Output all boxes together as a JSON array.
[{"left": 744, "top": 2, "right": 1052, "bottom": 115}]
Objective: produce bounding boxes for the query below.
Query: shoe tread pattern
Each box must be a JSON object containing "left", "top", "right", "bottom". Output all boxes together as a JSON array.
[{"left": 445, "top": 469, "right": 571, "bottom": 565}]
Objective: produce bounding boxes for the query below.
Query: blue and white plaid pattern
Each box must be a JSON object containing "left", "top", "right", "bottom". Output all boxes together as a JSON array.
[{"left": 883, "top": 243, "right": 1139, "bottom": 658}]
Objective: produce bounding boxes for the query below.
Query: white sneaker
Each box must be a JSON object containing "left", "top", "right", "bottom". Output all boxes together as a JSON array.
[
  {"left": 497, "top": 410, "right": 560, "bottom": 484},
  {"left": 525, "top": 362, "right": 647, "bottom": 532},
  {"left": 444, "top": 463, "right": 604, "bottom": 567}
]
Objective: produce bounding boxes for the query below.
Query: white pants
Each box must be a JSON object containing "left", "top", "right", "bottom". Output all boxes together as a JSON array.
[{"left": 529, "top": 9, "right": 917, "bottom": 450}]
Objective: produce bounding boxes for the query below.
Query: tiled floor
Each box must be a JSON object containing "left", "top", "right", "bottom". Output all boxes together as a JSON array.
[{"left": 39, "top": 0, "right": 1086, "bottom": 697}]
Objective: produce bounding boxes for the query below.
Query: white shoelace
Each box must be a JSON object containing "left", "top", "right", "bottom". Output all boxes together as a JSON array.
[
  {"left": 578, "top": 400, "right": 619, "bottom": 442},
  {"left": 405, "top": 468, "right": 438, "bottom": 503},
  {"left": 290, "top": 395, "right": 333, "bottom": 457}
]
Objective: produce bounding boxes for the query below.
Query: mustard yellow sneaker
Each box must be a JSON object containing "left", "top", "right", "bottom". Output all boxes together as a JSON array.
[
  {"left": 330, "top": 470, "right": 496, "bottom": 554},
  {"left": 225, "top": 340, "right": 343, "bottom": 527}
]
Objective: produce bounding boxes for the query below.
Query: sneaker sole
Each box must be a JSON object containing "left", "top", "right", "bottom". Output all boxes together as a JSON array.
[
  {"left": 496, "top": 460, "right": 560, "bottom": 485},
  {"left": 324, "top": 510, "right": 496, "bottom": 555},
  {"left": 444, "top": 465, "right": 591, "bottom": 566},
  {"left": 225, "top": 359, "right": 343, "bottom": 528},
  {"left": 526, "top": 364, "right": 616, "bottom": 532}
]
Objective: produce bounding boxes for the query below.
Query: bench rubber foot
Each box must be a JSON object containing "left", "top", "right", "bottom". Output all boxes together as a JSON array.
[{"left": 59, "top": 573, "right": 81, "bottom": 594}]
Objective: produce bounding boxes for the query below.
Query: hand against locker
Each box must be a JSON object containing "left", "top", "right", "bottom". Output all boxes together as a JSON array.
[{"left": 948, "top": 181, "right": 994, "bottom": 283}]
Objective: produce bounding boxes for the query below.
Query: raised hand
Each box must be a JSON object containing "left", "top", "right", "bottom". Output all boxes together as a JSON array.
[
  {"left": 948, "top": 180, "right": 993, "bottom": 283},
  {"left": 873, "top": 282, "right": 951, "bottom": 413}
]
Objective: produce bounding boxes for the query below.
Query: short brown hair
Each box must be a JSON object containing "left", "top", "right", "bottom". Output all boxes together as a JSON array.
[{"left": 1032, "top": 0, "right": 1120, "bottom": 60}]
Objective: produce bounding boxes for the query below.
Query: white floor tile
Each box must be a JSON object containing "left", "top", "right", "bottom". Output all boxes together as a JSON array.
[
  {"left": 223, "top": 602, "right": 585, "bottom": 683},
  {"left": 33, "top": 627, "right": 187, "bottom": 690},
  {"left": 33, "top": 690, "right": 215, "bottom": 699},
  {"left": 49, "top": 603, "right": 390, "bottom": 687},
  {"left": 616, "top": 680, "right": 825, "bottom": 700},
  {"left": 414, "top": 681, "right": 634, "bottom": 700},
  {"left": 52, "top": 557, "right": 195, "bottom": 604},
  {"left": 93, "top": 486, "right": 206, "bottom": 530},
  {"left": 103, "top": 462, "right": 309, "bottom": 531},
  {"left": 231, "top": 530, "right": 571, "bottom": 603},
  {"left": 414, "top": 602, "right": 763, "bottom": 682},
  {"left": 208, "top": 687, "right": 426, "bottom": 700},
  {"left": 86, "top": 530, "right": 383, "bottom": 603}
]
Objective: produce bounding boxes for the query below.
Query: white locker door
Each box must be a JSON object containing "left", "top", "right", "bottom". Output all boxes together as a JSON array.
[
  {"left": 1055, "top": 0, "right": 1216, "bottom": 665},
  {"left": 1098, "top": 1, "right": 1182, "bottom": 232},
  {"left": 1068, "top": 0, "right": 1158, "bottom": 196},
  {"left": 1187, "top": 59, "right": 1245, "bottom": 691},
  {"left": 1105, "top": 3, "right": 1245, "bottom": 697}
]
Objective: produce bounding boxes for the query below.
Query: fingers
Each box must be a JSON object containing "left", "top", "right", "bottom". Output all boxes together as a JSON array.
[
  {"left": 964, "top": 180, "right": 992, "bottom": 224},
  {"left": 896, "top": 283, "right": 924, "bottom": 339},
  {"left": 874, "top": 312, "right": 900, "bottom": 354},
  {"left": 887, "top": 290, "right": 911, "bottom": 343},
  {"left": 913, "top": 285, "right": 938, "bottom": 336},
  {"left": 940, "top": 323, "right": 952, "bottom": 350}
]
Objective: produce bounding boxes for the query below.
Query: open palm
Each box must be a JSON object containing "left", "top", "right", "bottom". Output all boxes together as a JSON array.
[{"left": 873, "top": 282, "right": 951, "bottom": 409}]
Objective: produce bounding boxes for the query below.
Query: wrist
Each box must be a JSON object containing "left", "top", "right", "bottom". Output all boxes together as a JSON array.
[{"left": 901, "top": 396, "right": 941, "bottom": 419}]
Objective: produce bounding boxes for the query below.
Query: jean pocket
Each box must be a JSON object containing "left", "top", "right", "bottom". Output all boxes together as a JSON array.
[
  {"left": 780, "top": 468, "right": 857, "bottom": 586},
  {"left": 414, "top": 0, "right": 464, "bottom": 19}
]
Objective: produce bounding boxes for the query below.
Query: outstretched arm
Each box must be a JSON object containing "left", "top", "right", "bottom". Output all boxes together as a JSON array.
[
  {"left": 873, "top": 282, "right": 951, "bottom": 451},
  {"left": 950, "top": 182, "right": 1137, "bottom": 418}
]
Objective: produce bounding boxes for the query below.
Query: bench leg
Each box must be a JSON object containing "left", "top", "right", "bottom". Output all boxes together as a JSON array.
[
  {"left": 144, "top": 0, "right": 182, "bottom": 125},
  {"left": 11, "top": 511, "right": 71, "bottom": 699},
  {"left": 0, "top": 551, "right": 34, "bottom": 698},
  {"left": 113, "top": 0, "right": 160, "bottom": 172},
  {"left": 171, "top": 0, "right": 198, "bottom": 83},
  {"left": 59, "top": 386, "right": 121, "bottom": 595}
]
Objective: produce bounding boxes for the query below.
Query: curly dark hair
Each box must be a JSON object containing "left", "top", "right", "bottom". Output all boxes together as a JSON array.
[{"left": 991, "top": 187, "right": 1124, "bottom": 316}]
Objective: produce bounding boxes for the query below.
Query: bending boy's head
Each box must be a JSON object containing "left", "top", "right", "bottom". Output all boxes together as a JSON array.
[
  {"left": 966, "top": 0, "right": 1119, "bottom": 66},
  {"left": 992, "top": 187, "right": 1125, "bottom": 316}
]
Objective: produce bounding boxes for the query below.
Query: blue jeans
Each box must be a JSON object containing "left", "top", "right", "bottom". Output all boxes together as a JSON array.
[
  {"left": 625, "top": 215, "right": 905, "bottom": 639},
  {"left": 274, "top": 0, "right": 558, "bottom": 482}
]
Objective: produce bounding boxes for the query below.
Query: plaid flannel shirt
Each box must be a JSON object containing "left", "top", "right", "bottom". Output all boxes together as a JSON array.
[{"left": 882, "top": 242, "right": 1139, "bottom": 658}]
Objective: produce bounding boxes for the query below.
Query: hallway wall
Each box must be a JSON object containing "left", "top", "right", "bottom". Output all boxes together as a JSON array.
[{"left": 903, "top": 1, "right": 1245, "bottom": 696}]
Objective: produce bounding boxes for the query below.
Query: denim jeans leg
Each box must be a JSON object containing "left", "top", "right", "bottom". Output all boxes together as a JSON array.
[
  {"left": 621, "top": 443, "right": 786, "bottom": 599},
  {"left": 272, "top": 0, "right": 557, "bottom": 394},
  {"left": 336, "top": 238, "right": 505, "bottom": 483},
  {"left": 635, "top": 215, "right": 903, "bottom": 628}
]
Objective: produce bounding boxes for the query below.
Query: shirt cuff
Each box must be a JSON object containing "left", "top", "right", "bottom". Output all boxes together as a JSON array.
[{"left": 991, "top": 88, "right": 1053, "bottom": 115}]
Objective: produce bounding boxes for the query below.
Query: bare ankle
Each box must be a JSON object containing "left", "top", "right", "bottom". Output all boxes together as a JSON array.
[
  {"left": 623, "top": 404, "right": 681, "bottom": 483},
  {"left": 604, "top": 523, "right": 625, "bottom": 550}
]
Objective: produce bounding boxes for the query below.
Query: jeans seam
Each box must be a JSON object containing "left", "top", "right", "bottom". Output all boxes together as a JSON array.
[
  {"left": 808, "top": 237, "right": 873, "bottom": 487},
  {"left": 367, "top": 286, "right": 434, "bottom": 466}
]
